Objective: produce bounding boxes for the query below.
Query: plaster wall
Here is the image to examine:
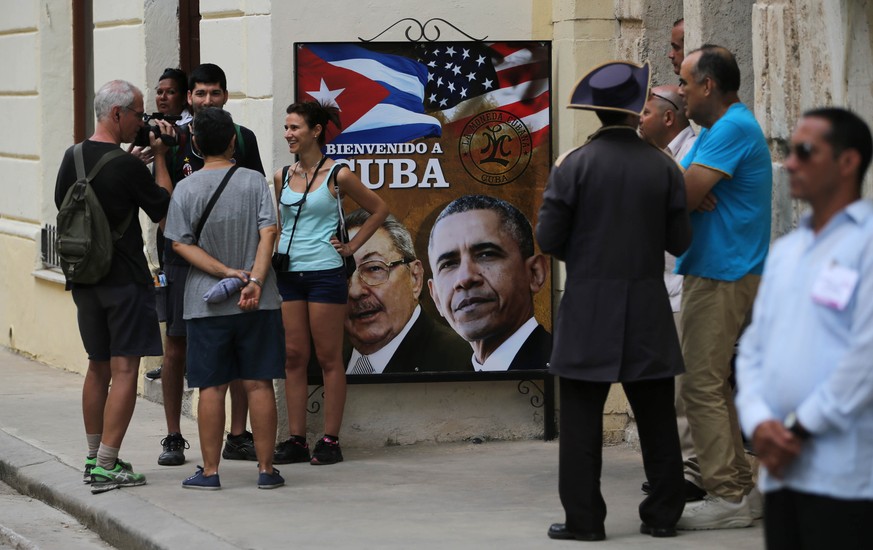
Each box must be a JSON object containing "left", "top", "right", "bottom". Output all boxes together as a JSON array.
[
  {"left": 1, "top": 229, "right": 86, "bottom": 372},
  {"left": 754, "top": 0, "right": 873, "bottom": 215},
  {"left": 685, "top": 0, "right": 755, "bottom": 108},
  {"left": 1, "top": 1, "right": 84, "bottom": 374},
  {"left": 0, "top": 5, "right": 40, "bottom": 223}
]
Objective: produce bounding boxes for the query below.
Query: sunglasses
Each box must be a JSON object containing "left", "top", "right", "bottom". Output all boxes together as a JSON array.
[
  {"left": 789, "top": 142, "right": 816, "bottom": 161},
  {"left": 651, "top": 92, "right": 679, "bottom": 111},
  {"left": 122, "top": 106, "right": 148, "bottom": 121}
]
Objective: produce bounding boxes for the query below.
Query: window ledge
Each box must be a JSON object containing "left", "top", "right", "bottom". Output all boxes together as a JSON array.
[{"left": 32, "top": 268, "right": 67, "bottom": 285}]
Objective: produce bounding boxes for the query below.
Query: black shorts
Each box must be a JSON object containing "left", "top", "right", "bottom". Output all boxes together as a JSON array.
[
  {"left": 185, "top": 309, "right": 285, "bottom": 388},
  {"left": 72, "top": 283, "right": 163, "bottom": 361},
  {"left": 164, "top": 263, "right": 189, "bottom": 337},
  {"left": 276, "top": 266, "right": 348, "bottom": 304}
]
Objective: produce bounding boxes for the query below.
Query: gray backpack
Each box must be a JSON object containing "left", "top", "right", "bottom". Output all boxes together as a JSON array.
[{"left": 56, "top": 143, "right": 131, "bottom": 284}]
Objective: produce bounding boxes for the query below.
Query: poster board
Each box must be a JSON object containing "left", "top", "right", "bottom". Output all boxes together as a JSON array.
[{"left": 293, "top": 40, "right": 553, "bottom": 377}]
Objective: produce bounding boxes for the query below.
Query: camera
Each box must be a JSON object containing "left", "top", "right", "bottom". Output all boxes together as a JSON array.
[
  {"left": 271, "top": 252, "right": 290, "bottom": 273},
  {"left": 132, "top": 113, "right": 182, "bottom": 147},
  {"left": 145, "top": 112, "right": 182, "bottom": 123}
]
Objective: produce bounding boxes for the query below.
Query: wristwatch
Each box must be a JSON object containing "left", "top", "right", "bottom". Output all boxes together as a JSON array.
[
  {"left": 248, "top": 277, "right": 263, "bottom": 288},
  {"left": 784, "top": 412, "right": 811, "bottom": 440}
]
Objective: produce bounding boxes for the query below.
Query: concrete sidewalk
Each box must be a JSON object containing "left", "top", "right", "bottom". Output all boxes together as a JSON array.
[{"left": 0, "top": 348, "right": 764, "bottom": 549}]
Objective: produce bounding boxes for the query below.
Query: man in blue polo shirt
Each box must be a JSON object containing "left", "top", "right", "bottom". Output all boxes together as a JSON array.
[{"left": 675, "top": 44, "right": 772, "bottom": 530}]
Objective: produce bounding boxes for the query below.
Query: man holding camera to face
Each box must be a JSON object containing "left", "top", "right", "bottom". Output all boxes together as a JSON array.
[{"left": 54, "top": 80, "right": 175, "bottom": 493}]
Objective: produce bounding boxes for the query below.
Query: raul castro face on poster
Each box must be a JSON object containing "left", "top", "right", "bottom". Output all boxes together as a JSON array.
[
  {"left": 345, "top": 226, "right": 423, "bottom": 355},
  {"left": 427, "top": 198, "right": 547, "bottom": 363}
]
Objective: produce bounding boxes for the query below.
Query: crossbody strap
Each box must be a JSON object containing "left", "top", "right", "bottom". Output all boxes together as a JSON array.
[
  {"left": 195, "top": 164, "right": 240, "bottom": 242},
  {"left": 332, "top": 164, "right": 347, "bottom": 238},
  {"left": 282, "top": 155, "right": 328, "bottom": 256}
]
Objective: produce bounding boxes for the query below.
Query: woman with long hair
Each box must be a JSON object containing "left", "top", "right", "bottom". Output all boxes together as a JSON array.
[{"left": 273, "top": 101, "right": 388, "bottom": 465}]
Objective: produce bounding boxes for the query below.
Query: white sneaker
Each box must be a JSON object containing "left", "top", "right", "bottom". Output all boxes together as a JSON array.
[
  {"left": 746, "top": 487, "right": 764, "bottom": 520},
  {"left": 676, "top": 495, "right": 753, "bottom": 530}
]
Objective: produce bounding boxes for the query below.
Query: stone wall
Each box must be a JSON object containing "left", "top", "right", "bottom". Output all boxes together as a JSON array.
[{"left": 754, "top": 0, "right": 873, "bottom": 216}]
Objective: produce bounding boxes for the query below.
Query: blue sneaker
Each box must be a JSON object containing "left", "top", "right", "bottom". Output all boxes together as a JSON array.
[
  {"left": 257, "top": 468, "right": 284, "bottom": 490},
  {"left": 182, "top": 466, "right": 221, "bottom": 490}
]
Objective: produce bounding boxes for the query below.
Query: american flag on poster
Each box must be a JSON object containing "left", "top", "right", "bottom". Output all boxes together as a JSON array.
[
  {"left": 296, "top": 42, "right": 550, "bottom": 150},
  {"left": 418, "top": 41, "right": 550, "bottom": 147}
]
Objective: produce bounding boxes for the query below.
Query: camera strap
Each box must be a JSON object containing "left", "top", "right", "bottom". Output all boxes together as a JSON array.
[
  {"left": 194, "top": 164, "right": 240, "bottom": 243},
  {"left": 333, "top": 165, "right": 349, "bottom": 242},
  {"left": 281, "top": 155, "right": 327, "bottom": 257}
]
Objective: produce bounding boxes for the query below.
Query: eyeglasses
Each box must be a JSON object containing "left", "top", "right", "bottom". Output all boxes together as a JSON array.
[
  {"left": 353, "top": 258, "right": 411, "bottom": 286},
  {"left": 789, "top": 142, "right": 816, "bottom": 162},
  {"left": 651, "top": 92, "right": 679, "bottom": 111},
  {"left": 123, "top": 106, "right": 148, "bottom": 121}
]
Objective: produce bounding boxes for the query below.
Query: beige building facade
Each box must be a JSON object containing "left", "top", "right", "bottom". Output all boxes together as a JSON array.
[{"left": 1, "top": 0, "right": 870, "bottom": 445}]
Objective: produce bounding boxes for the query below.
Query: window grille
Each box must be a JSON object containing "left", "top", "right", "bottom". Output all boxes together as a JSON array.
[{"left": 41, "top": 224, "right": 60, "bottom": 268}]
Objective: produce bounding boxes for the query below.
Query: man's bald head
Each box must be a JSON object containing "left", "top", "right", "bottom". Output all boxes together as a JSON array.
[
  {"left": 651, "top": 86, "right": 690, "bottom": 126},
  {"left": 639, "top": 85, "right": 690, "bottom": 149}
]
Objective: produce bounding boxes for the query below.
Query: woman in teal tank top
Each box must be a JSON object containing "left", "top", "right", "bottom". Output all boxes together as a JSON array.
[{"left": 271, "top": 101, "right": 388, "bottom": 465}]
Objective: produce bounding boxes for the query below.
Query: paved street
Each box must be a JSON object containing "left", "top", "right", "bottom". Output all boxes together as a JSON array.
[
  {"left": 0, "top": 480, "right": 114, "bottom": 549},
  {"left": 0, "top": 348, "right": 764, "bottom": 549}
]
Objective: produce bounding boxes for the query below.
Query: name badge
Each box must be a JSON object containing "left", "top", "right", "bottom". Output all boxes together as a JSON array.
[{"left": 811, "top": 262, "right": 859, "bottom": 311}]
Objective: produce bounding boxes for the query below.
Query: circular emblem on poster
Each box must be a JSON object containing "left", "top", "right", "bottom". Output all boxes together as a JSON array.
[{"left": 459, "top": 110, "right": 532, "bottom": 186}]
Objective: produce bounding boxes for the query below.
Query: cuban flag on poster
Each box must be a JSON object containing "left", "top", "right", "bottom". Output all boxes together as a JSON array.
[{"left": 297, "top": 44, "right": 442, "bottom": 149}]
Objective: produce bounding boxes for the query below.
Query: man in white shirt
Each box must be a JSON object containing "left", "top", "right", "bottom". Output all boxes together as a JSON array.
[
  {"left": 427, "top": 195, "right": 551, "bottom": 371},
  {"left": 640, "top": 85, "right": 696, "bottom": 313},
  {"left": 736, "top": 107, "right": 873, "bottom": 548},
  {"left": 640, "top": 85, "right": 697, "bottom": 166}
]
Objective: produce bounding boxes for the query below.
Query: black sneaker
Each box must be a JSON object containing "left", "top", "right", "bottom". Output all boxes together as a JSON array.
[
  {"left": 274, "top": 437, "right": 310, "bottom": 464},
  {"left": 222, "top": 430, "right": 257, "bottom": 461},
  {"left": 310, "top": 436, "right": 343, "bottom": 465},
  {"left": 145, "top": 366, "right": 162, "bottom": 380},
  {"left": 158, "top": 432, "right": 189, "bottom": 466}
]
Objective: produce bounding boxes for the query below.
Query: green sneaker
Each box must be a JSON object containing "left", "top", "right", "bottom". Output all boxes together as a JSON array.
[
  {"left": 90, "top": 460, "right": 146, "bottom": 494},
  {"left": 83, "top": 456, "right": 96, "bottom": 484}
]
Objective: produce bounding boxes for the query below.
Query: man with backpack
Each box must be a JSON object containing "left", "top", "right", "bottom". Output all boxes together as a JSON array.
[
  {"left": 53, "top": 79, "right": 175, "bottom": 494},
  {"left": 155, "top": 63, "right": 266, "bottom": 467}
]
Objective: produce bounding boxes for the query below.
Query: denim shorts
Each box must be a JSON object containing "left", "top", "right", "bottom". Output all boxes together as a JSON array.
[
  {"left": 276, "top": 266, "right": 348, "bottom": 304},
  {"left": 186, "top": 309, "right": 285, "bottom": 388}
]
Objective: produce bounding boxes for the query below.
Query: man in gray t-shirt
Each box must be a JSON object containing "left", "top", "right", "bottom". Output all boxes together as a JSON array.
[
  {"left": 165, "top": 167, "right": 282, "bottom": 319},
  {"left": 163, "top": 107, "right": 285, "bottom": 490}
]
